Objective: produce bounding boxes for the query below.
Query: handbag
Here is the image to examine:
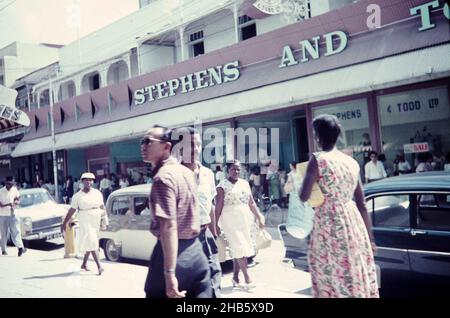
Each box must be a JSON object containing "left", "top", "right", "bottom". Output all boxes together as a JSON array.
[
  {"left": 255, "top": 228, "right": 272, "bottom": 250},
  {"left": 100, "top": 209, "right": 109, "bottom": 230}
]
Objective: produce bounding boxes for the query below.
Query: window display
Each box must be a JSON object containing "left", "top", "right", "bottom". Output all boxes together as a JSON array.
[{"left": 378, "top": 86, "right": 450, "bottom": 175}]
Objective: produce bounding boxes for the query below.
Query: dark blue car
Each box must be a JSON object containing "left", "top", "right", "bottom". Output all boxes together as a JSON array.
[{"left": 279, "top": 171, "right": 450, "bottom": 290}]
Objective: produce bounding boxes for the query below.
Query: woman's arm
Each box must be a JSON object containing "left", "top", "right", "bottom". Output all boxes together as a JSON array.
[
  {"left": 354, "top": 179, "right": 377, "bottom": 253},
  {"left": 299, "top": 156, "right": 319, "bottom": 202},
  {"left": 214, "top": 187, "right": 225, "bottom": 234},
  {"left": 248, "top": 194, "right": 265, "bottom": 228}
]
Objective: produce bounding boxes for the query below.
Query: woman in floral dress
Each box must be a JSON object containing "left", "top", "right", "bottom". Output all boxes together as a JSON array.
[{"left": 300, "top": 114, "right": 379, "bottom": 298}]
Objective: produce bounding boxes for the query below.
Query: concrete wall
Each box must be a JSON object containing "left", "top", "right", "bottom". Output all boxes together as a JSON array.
[{"left": 140, "top": 44, "right": 174, "bottom": 74}]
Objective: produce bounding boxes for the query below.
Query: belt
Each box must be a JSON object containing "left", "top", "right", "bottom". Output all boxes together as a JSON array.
[{"left": 200, "top": 224, "right": 208, "bottom": 231}]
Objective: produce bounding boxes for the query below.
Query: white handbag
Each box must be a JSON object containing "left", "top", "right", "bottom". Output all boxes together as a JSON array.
[{"left": 255, "top": 228, "right": 272, "bottom": 250}]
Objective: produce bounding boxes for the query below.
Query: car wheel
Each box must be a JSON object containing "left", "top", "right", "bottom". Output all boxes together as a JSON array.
[{"left": 103, "top": 239, "right": 121, "bottom": 262}]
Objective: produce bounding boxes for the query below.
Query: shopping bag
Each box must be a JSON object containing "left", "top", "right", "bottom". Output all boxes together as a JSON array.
[
  {"left": 100, "top": 209, "right": 109, "bottom": 230},
  {"left": 255, "top": 228, "right": 272, "bottom": 250}
]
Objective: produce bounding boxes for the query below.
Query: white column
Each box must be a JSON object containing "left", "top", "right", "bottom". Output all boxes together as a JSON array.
[
  {"left": 74, "top": 76, "right": 82, "bottom": 96},
  {"left": 126, "top": 53, "right": 132, "bottom": 79},
  {"left": 49, "top": 75, "right": 59, "bottom": 203},
  {"left": 233, "top": 1, "right": 240, "bottom": 43},
  {"left": 178, "top": 25, "right": 186, "bottom": 61},
  {"left": 99, "top": 67, "right": 108, "bottom": 88}
]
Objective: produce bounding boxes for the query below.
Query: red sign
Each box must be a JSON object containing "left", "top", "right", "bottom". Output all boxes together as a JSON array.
[{"left": 403, "top": 142, "right": 429, "bottom": 154}]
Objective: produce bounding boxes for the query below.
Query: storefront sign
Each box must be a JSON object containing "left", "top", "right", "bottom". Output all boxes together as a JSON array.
[
  {"left": 378, "top": 86, "right": 450, "bottom": 126},
  {"left": 404, "top": 142, "right": 429, "bottom": 154},
  {"left": 133, "top": 61, "right": 240, "bottom": 106},
  {"left": 313, "top": 99, "right": 369, "bottom": 131},
  {"left": 410, "top": 0, "right": 450, "bottom": 32},
  {"left": 0, "top": 85, "right": 30, "bottom": 127},
  {"left": 279, "top": 30, "right": 348, "bottom": 68}
]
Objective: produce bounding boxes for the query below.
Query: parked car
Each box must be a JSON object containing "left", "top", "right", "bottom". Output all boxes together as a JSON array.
[
  {"left": 99, "top": 184, "right": 254, "bottom": 263},
  {"left": 14, "top": 188, "right": 70, "bottom": 242},
  {"left": 99, "top": 184, "right": 156, "bottom": 262},
  {"left": 279, "top": 171, "right": 450, "bottom": 285}
]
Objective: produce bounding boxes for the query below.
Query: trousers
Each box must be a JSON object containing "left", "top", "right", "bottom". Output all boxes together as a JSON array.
[
  {"left": 0, "top": 215, "right": 24, "bottom": 252},
  {"left": 198, "top": 227, "right": 222, "bottom": 298},
  {"left": 145, "top": 237, "right": 212, "bottom": 298}
]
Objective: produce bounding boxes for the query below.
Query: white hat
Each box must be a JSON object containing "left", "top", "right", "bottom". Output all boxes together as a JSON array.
[{"left": 81, "top": 172, "right": 95, "bottom": 180}]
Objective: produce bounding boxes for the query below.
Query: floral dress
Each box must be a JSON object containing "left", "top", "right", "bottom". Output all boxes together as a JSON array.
[
  {"left": 308, "top": 149, "right": 379, "bottom": 298},
  {"left": 217, "top": 178, "right": 255, "bottom": 259}
]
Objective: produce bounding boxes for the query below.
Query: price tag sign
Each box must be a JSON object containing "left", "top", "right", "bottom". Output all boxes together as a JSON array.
[{"left": 403, "top": 142, "right": 429, "bottom": 154}]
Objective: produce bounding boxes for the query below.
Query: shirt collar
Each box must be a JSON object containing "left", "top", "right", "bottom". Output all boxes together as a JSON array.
[{"left": 151, "top": 156, "right": 177, "bottom": 177}]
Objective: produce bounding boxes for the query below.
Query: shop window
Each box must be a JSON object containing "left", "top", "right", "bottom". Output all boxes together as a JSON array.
[
  {"left": 377, "top": 86, "right": 450, "bottom": 175},
  {"left": 312, "top": 99, "right": 371, "bottom": 167}
]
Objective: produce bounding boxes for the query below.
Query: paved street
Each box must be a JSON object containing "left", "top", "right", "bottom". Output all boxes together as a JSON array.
[{"left": 0, "top": 224, "right": 312, "bottom": 298}]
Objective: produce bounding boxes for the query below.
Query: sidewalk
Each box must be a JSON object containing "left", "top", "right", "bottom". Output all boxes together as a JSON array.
[{"left": 0, "top": 226, "right": 311, "bottom": 298}]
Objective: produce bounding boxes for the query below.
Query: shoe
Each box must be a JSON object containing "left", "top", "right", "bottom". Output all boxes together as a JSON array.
[
  {"left": 2, "top": 251, "right": 7, "bottom": 255},
  {"left": 98, "top": 268, "right": 104, "bottom": 276},
  {"left": 231, "top": 278, "right": 240, "bottom": 287},
  {"left": 18, "top": 248, "right": 26, "bottom": 257},
  {"left": 242, "top": 282, "right": 256, "bottom": 291}
]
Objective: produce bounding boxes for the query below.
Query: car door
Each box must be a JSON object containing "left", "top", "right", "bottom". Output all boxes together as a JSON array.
[
  {"left": 127, "top": 196, "right": 155, "bottom": 260},
  {"left": 408, "top": 192, "right": 450, "bottom": 278},
  {"left": 366, "top": 193, "right": 413, "bottom": 273},
  {"left": 109, "top": 195, "right": 133, "bottom": 257}
]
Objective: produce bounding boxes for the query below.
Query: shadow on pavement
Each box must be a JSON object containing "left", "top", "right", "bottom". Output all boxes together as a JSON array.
[
  {"left": 24, "top": 239, "right": 64, "bottom": 251},
  {"left": 23, "top": 272, "right": 77, "bottom": 280}
]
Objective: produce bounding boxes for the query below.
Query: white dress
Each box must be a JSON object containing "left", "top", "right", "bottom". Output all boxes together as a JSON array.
[
  {"left": 71, "top": 189, "right": 104, "bottom": 253},
  {"left": 217, "top": 178, "right": 255, "bottom": 259}
]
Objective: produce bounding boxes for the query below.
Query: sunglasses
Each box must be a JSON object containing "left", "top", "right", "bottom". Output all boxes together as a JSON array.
[{"left": 140, "top": 137, "right": 163, "bottom": 146}]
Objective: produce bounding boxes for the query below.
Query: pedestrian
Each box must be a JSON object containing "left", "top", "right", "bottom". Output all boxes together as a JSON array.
[
  {"left": 215, "top": 160, "right": 265, "bottom": 290},
  {"left": 61, "top": 172, "right": 105, "bottom": 275},
  {"left": 178, "top": 127, "right": 222, "bottom": 298},
  {"left": 0, "top": 177, "right": 26, "bottom": 256},
  {"left": 300, "top": 114, "right": 379, "bottom": 298},
  {"left": 215, "top": 166, "right": 224, "bottom": 185},
  {"left": 141, "top": 125, "right": 212, "bottom": 298},
  {"left": 119, "top": 175, "right": 129, "bottom": 189},
  {"left": 249, "top": 167, "right": 262, "bottom": 200},
  {"left": 364, "top": 151, "right": 387, "bottom": 183},
  {"left": 99, "top": 174, "right": 112, "bottom": 203},
  {"left": 65, "top": 176, "right": 74, "bottom": 204},
  {"left": 416, "top": 152, "right": 433, "bottom": 173}
]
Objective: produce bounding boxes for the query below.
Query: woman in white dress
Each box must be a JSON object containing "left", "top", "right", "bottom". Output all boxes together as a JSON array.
[
  {"left": 62, "top": 172, "right": 105, "bottom": 275},
  {"left": 215, "top": 160, "right": 265, "bottom": 290}
]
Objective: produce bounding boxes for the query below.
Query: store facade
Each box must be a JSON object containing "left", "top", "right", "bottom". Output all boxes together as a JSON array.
[{"left": 11, "top": 0, "right": 450, "bottom": 184}]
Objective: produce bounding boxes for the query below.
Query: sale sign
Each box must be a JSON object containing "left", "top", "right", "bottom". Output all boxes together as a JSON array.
[{"left": 403, "top": 142, "right": 429, "bottom": 154}]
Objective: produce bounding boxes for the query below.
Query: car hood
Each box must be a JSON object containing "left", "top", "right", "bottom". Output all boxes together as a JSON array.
[{"left": 15, "top": 202, "right": 70, "bottom": 221}]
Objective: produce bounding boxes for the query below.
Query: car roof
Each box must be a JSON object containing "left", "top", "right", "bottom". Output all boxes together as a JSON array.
[
  {"left": 19, "top": 188, "right": 49, "bottom": 195},
  {"left": 364, "top": 171, "right": 450, "bottom": 196},
  {"left": 109, "top": 184, "right": 152, "bottom": 197}
]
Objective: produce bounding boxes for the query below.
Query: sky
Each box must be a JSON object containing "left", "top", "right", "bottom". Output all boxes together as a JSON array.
[{"left": 0, "top": 0, "right": 139, "bottom": 49}]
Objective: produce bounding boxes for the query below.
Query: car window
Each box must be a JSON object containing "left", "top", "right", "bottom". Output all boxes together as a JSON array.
[
  {"left": 134, "top": 196, "right": 150, "bottom": 216},
  {"left": 417, "top": 193, "right": 450, "bottom": 231},
  {"left": 111, "top": 197, "right": 130, "bottom": 216},
  {"left": 367, "top": 194, "right": 410, "bottom": 228},
  {"left": 18, "top": 191, "right": 54, "bottom": 208}
]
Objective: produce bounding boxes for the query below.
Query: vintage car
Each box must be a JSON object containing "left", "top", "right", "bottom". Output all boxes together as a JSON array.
[
  {"left": 14, "top": 188, "right": 70, "bottom": 242},
  {"left": 99, "top": 184, "right": 156, "bottom": 262},
  {"left": 279, "top": 171, "right": 450, "bottom": 284}
]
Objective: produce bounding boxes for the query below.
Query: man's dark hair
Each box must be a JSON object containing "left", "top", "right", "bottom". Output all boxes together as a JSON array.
[
  {"left": 5, "top": 176, "right": 13, "bottom": 183},
  {"left": 369, "top": 151, "right": 378, "bottom": 157},
  {"left": 152, "top": 124, "right": 174, "bottom": 149},
  {"left": 312, "top": 114, "right": 341, "bottom": 146}
]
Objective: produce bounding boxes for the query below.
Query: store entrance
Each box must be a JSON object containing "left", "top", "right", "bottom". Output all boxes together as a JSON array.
[{"left": 295, "top": 116, "right": 310, "bottom": 163}]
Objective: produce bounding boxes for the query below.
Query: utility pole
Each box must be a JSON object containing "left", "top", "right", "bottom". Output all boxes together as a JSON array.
[{"left": 49, "top": 67, "right": 59, "bottom": 203}]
